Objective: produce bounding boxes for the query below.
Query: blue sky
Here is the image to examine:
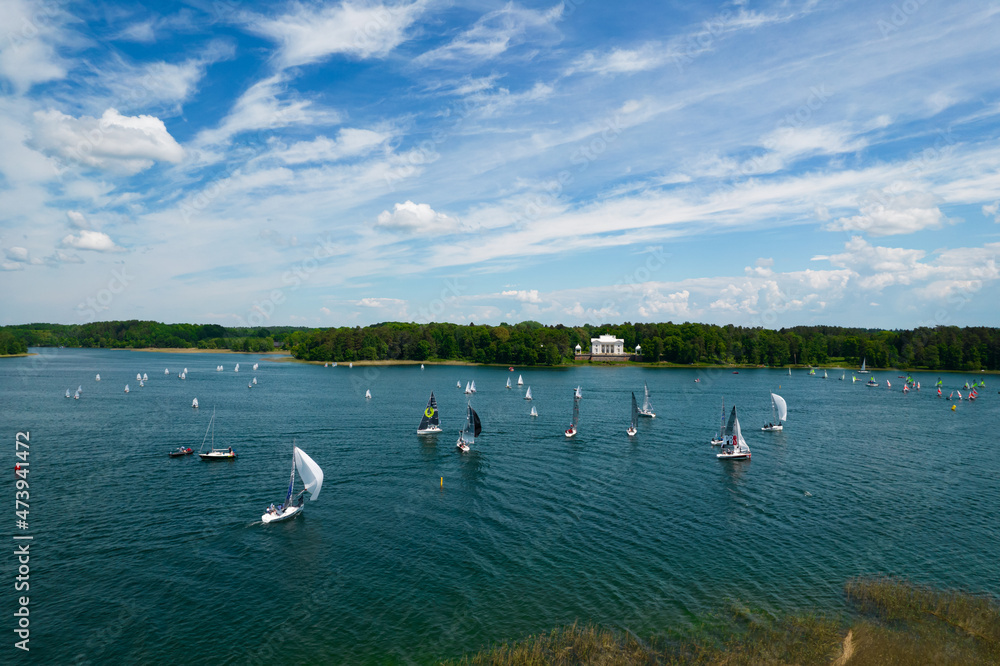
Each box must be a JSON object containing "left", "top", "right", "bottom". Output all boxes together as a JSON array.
[{"left": 1, "top": 0, "right": 999, "bottom": 329}]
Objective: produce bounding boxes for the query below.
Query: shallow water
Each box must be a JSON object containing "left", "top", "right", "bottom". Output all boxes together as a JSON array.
[{"left": 3, "top": 350, "right": 997, "bottom": 663}]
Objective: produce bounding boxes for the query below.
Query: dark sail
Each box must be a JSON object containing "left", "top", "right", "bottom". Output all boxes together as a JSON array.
[
  {"left": 724, "top": 406, "right": 737, "bottom": 438},
  {"left": 571, "top": 393, "right": 580, "bottom": 428},
  {"left": 630, "top": 392, "right": 638, "bottom": 428},
  {"left": 418, "top": 392, "right": 439, "bottom": 430},
  {"left": 471, "top": 408, "right": 482, "bottom": 437}
]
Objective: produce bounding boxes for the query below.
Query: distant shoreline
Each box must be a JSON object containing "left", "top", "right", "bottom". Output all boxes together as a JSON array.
[{"left": 108, "top": 348, "right": 288, "bottom": 355}]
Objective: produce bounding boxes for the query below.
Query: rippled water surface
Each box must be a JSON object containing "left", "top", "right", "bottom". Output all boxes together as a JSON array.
[{"left": 3, "top": 349, "right": 999, "bottom": 663}]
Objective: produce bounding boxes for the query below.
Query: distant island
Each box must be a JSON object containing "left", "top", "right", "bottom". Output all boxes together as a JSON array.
[{"left": 2, "top": 320, "right": 997, "bottom": 372}]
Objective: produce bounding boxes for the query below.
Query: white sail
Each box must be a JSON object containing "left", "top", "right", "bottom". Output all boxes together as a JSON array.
[
  {"left": 506, "top": 377, "right": 511, "bottom": 389},
  {"left": 95, "top": 374, "right": 101, "bottom": 381},
  {"left": 252, "top": 377, "right": 257, "bottom": 385},
  {"left": 365, "top": 389, "right": 371, "bottom": 399},
  {"left": 771, "top": 393, "right": 787, "bottom": 422},
  {"left": 517, "top": 374, "right": 523, "bottom": 386},
  {"left": 464, "top": 381, "right": 471, "bottom": 394},
  {"left": 142, "top": 373, "right": 148, "bottom": 381},
  {"left": 457, "top": 380, "right": 462, "bottom": 388},
  {"left": 525, "top": 386, "right": 532, "bottom": 400},
  {"left": 470, "top": 381, "right": 476, "bottom": 393},
  {"left": 184, "top": 368, "right": 188, "bottom": 374},
  {"left": 192, "top": 397, "right": 199, "bottom": 408},
  {"left": 253, "top": 363, "right": 258, "bottom": 370},
  {"left": 823, "top": 369, "right": 828, "bottom": 379},
  {"left": 74, "top": 389, "right": 80, "bottom": 399},
  {"left": 293, "top": 447, "right": 324, "bottom": 500},
  {"left": 575, "top": 386, "right": 582, "bottom": 399},
  {"left": 164, "top": 368, "right": 169, "bottom": 375},
  {"left": 530, "top": 406, "right": 538, "bottom": 417},
  {"left": 137, "top": 373, "right": 141, "bottom": 380},
  {"left": 639, "top": 382, "right": 655, "bottom": 417},
  {"left": 66, "top": 389, "right": 71, "bottom": 398},
  {"left": 78, "top": 385, "right": 82, "bottom": 393},
  {"left": 124, "top": 384, "right": 130, "bottom": 393}
]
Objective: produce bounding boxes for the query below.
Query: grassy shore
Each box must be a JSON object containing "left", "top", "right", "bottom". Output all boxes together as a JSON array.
[{"left": 445, "top": 578, "right": 1000, "bottom": 665}]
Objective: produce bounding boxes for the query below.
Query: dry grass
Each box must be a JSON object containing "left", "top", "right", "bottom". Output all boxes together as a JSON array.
[{"left": 445, "top": 578, "right": 1000, "bottom": 665}]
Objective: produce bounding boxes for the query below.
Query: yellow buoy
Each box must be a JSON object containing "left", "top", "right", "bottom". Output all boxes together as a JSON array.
[
  {"left": 951, "top": 405, "right": 956, "bottom": 411},
  {"left": 440, "top": 476, "right": 443, "bottom": 487}
]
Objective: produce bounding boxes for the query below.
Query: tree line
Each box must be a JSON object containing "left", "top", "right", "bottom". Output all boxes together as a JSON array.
[{"left": 3, "top": 320, "right": 998, "bottom": 371}]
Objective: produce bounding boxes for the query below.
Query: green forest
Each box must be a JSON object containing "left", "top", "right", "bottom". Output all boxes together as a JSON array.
[{"left": 3, "top": 320, "right": 999, "bottom": 371}]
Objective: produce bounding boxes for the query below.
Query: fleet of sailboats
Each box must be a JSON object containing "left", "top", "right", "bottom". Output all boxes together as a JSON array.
[
  {"left": 261, "top": 446, "right": 324, "bottom": 524},
  {"left": 417, "top": 392, "right": 442, "bottom": 434}
]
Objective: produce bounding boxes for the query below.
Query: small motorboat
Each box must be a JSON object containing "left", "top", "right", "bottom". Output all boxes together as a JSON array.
[{"left": 169, "top": 447, "right": 193, "bottom": 457}]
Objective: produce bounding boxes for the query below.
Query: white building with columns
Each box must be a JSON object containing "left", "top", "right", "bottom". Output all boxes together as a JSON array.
[{"left": 591, "top": 334, "right": 625, "bottom": 355}]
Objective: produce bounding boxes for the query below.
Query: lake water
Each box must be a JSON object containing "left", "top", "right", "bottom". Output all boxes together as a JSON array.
[{"left": 3, "top": 349, "right": 998, "bottom": 663}]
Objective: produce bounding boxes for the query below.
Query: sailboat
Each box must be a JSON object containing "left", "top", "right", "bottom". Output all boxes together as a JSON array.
[
  {"left": 139, "top": 380, "right": 144, "bottom": 387},
  {"left": 886, "top": 380, "right": 892, "bottom": 389},
  {"left": 235, "top": 364, "right": 239, "bottom": 373},
  {"left": 253, "top": 363, "right": 258, "bottom": 371},
  {"left": 840, "top": 372, "right": 845, "bottom": 380},
  {"left": 457, "top": 380, "right": 462, "bottom": 388},
  {"left": 252, "top": 377, "right": 257, "bottom": 385},
  {"left": 456, "top": 401, "right": 481, "bottom": 452},
  {"left": 184, "top": 368, "right": 188, "bottom": 375},
  {"left": 65, "top": 389, "right": 71, "bottom": 398},
  {"left": 762, "top": 393, "right": 787, "bottom": 431},
  {"left": 470, "top": 381, "right": 477, "bottom": 393},
  {"left": 464, "top": 381, "right": 472, "bottom": 394},
  {"left": 164, "top": 368, "right": 169, "bottom": 375},
  {"left": 517, "top": 374, "right": 523, "bottom": 386},
  {"left": 179, "top": 372, "right": 186, "bottom": 380},
  {"left": 711, "top": 397, "right": 726, "bottom": 445},
  {"left": 575, "top": 386, "right": 583, "bottom": 399},
  {"left": 787, "top": 368, "right": 791, "bottom": 376},
  {"left": 858, "top": 358, "right": 868, "bottom": 374},
  {"left": 124, "top": 384, "right": 130, "bottom": 393},
  {"left": 866, "top": 375, "right": 878, "bottom": 387},
  {"left": 627, "top": 392, "right": 638, "bottom": 437},
  {"left": 143, "top": 373, "right": 148, "bottom": 381},
  {"left": 937, "top": 387, "right": 942, "bottom": 397},
  {"left": 717, "top": 407, "right": 751, "bottom": 460},
  {"left": 808, "top": 367, "right": 815, "bottom": 376},
  {"left": 565, "top": 392, "right": 580, "bottom": 438},
  {"left": 349, "top": 363, "right": 353, "bottom": 368},
  {"left": 530, "top": 406, "right": 538, "bottom": 417},
  {"left": 365, "top": 389, "right": 371, "bottom": 399},
  {"left": 852, "top": 374, "right": 857, "bottom": 383},
  {"left": 192, "top": 397, "right": 199, "bottom": 408},
  {"left": 199, "top": 409, "right": 236, "bottom": 460},
  {"left": 261, "top": 446, "right": 323, "bottom": 523},
  {"left": 524, "top": 386, "right": 533, "bottom": 400},
  {"left": 248, "top": 381, "right": 253, "bottom": 389},
  {"left": 822, "top": 369, "right": 828, "bottom": 379},
  {"left": 136, "top": 373, "right": 141, "bottom": 381},
  {"left": 95, "top": 374, "right": 100, "bottom": 381},
  {"left": 506, "top": 377, "right": 511, "bottom": 389},
  {"left": 420, "top": 364, "right": 424, "bottom": 370},
  {"left": 638, "top": 382, "right": 655, "bottom": 417},
  {"left": 74, "top": 389, "right": 80, "bottom": 399},
  {"left": 417, "top": 392, "right": 442, "bottom": 434}
]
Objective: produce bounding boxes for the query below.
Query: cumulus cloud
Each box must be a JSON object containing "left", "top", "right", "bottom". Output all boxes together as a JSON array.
[
  {"left": 638, "top": 288, "right": 691, "bottom": 317},
  {"left": 0, "top": 0, "right": 68, "bottom": 92},
  {"left": 375, "top": 201, "right": 459, "bottom": 233},
  {"left": 501, "top": 289, "right": 541, "bottom": 303},
  {"left": 67, "top": 210, "right": 90, "bottom": 228},
  {"left": 5, "top": 247, "right": 30, "bottom": 262},
  {"left": 1, "top": 262, "right": 26, "bottom": 271},
  {"left": 825, "top": 191, "right": 949, "bottom": 236},
  {"left": 247, "top": 1, "right": 426, "bottom": 68},
  {"left": 32, "top": 108, "right": 183, "bottom": 174},
  {"left": 60, "top": 230, "right": 120, "bottom": 252},
  {"left": 745, "top": 257, "right": 775, "bottom": 277}
]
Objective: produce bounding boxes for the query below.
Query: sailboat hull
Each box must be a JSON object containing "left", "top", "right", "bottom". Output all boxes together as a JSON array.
[
  {"left": 565, "top": 427, "right": 577, "bottom": 438},
  {"left": 761, "top": 425, "right": 783, "bottom": 431},
  {"left": 262, "top": 505, "right": 303, "bottom": 523},
  {"left": 199, "top": 450, "right": 236, "bottom": 460},
  {"left": 637, "top": 411, "right": 655, "bottom": 418},
  {"left": 716, "top": 451, "right": 751, "bottom": 460},
  {"left": 627, "top": 427, "right": 637, "bottom": 437},
  {"left": 710, "top": 437, "right": 724, "bottom": 445},
  {"left": 417, "top": 426, "right": 442, "bottom": 435}
]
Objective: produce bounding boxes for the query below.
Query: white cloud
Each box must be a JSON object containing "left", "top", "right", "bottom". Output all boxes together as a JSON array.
[
  {"left": 416, "top": 3, "right": 563, "bottom": 65},
  {"left": 1, "top": 262, "right": 26, "bottom": 271},
  {"left": 638, "top": 288, "right": 691, "bottom": 317},
  {"left": 355, "top": 297, "right": 406, "bottom": 308},
  {"left": 826, "top": 191, "right": 948, "bottom": 236},
  {"left": 984, "top": 201, "right": 999, "bottom": 222},
  {"left": 501, "top": 289, "right": 541, "bottom": 303},
  {"left": 5, "top": 247, "right": 29, "bottom": 262},
  {"left": 247, "top": 1, "right": 426, "bottom": 68},
  {"left": 272, "top": 129, "right": 389, "bottom": 165},
  {"left": 67, "top": 210, "right": 90, "bottom": 229},
  {"left": 32, "top": 108, "right": 183, "bottom": 174},
  {"left": 0, "top": 0, "right": 68, "bottom": 92},
  {"left": 375, "top": 201, "right": 459, "bottom": 233},
  {"left": 567, "top": 43, "right": 669, "bottom": 76},
  {"left": 195, "top": 74, "right": 339, "bottom": 147},
  {"left": 60, "top": 230, "right": 120, "bottom": 252}
]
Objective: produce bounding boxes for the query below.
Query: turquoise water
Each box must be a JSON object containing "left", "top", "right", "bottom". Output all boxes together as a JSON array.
[{"left": 3, "top": 349, "right": 998, "bottom": 663}]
